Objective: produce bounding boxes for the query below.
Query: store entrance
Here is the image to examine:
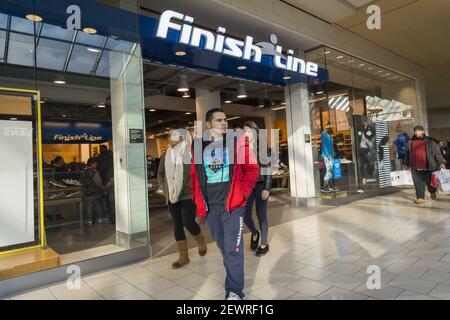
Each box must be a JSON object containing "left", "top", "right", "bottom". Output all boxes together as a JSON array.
[{"left": 142, "top": 62, "right": 294, "bottom": 257}]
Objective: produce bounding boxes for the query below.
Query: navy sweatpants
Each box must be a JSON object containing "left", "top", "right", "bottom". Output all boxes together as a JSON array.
[{"left": 206, "top": 206, "right": 245, "bottom": 299}]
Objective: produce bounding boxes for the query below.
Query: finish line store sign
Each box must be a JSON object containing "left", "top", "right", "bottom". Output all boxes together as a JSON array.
[{"left": 140, "top": 10, "right": 324, "bottom": 84}]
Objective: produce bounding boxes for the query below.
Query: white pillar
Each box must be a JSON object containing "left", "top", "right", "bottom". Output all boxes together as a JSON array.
[
  {"left": 195, "top": 88, "right": 221, "bottom": 127},
  {"left": 285, "top": 82, "right": 316, "bottom": 205},
  {"left": 110, "top": 46, "right": 148, "bottom": 248}
]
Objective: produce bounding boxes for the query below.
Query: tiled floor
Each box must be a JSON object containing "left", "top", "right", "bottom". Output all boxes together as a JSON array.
[{"left": 6, "top": 189, "right": 450, "bottom": 300}]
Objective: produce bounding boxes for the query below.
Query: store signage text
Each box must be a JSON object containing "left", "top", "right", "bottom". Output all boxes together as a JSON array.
[
  {"left": 53, "top": 133, "right": 104, "bottom": 142},
  {"left": 156, "top": 10, "right": 319, "bottom": 77}
]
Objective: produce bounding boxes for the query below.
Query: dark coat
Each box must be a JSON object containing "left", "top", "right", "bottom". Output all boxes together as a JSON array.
[{"left": 404, "top": 136, "right": 445, "bottom": 172}]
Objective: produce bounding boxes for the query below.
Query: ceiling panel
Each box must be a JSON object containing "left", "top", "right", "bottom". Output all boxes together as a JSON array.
[{"left": 283, "top": 0, "right": 357, "bottom": 22}]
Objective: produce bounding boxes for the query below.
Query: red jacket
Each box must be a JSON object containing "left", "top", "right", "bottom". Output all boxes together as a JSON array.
[{"left": 190, "top": 135, "right": 259, "bottom": 219}]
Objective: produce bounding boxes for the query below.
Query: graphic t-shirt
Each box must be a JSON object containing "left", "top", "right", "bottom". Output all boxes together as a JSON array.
[{"left": 203, "top": 145, "right": 230, "bottom": 209}]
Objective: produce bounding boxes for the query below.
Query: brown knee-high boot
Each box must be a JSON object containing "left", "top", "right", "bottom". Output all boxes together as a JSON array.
[
  {"left": 172, "top": 240, "right": 190, "bottom": 269},
  {"left": 193, "top": 232, "right": 207, "bottom": 257}
]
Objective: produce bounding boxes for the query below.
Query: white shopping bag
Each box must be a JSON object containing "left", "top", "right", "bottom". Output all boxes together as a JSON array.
[
  {"left": 390, "top": 170, "right": 414, "bottom": 186},
  {"left": 435, "top": 169, "right": 450, "bottom": 194}
]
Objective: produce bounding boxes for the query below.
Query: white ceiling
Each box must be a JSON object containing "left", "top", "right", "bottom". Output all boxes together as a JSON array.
[
  {"left": 283, "top": 0, "right": 374, "bottom": 22},
  {"left": 336, "top": 0, "right": 450, "bottom": 109}
]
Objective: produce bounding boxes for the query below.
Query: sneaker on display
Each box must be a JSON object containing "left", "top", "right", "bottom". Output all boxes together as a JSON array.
[
  {"left": 226, "top": 292, "right": 242, "bottom": 300},
  {"left": 49, "top": 180, "right": 67, "bottom": 188}
]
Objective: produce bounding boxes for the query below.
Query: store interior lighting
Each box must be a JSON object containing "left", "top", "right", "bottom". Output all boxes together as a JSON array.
[{"left": 177, "top": 74, "right": 189, "bottom": 92}]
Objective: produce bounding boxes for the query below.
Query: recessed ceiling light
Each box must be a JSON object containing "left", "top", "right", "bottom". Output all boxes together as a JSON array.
[
  {"left": 158, "top": 120, "right": 163, "bottom": 123},
  {"left": 237, "top": 65, "right": 247, "bottom": 71},
  {"left": 377, "top": 70, "right": 383, "bottom": 73},
  {"left": 282, "top": 102, "right": 286, "bottom": 105},
  {"left": 368, "top": 67, "right": 374, "bottom": 70},
  {"left": 336, "top": 56, "right": 344, "bottom": 60},
  {"left": 87, "top": 48, "right": 100, "bottom": 53},
  {"left": 26, "top": 14, "right": 43, "bottom": 22},
  {"left": 62, "top": 115, "right": 66, "bottom": 118},
  {"left": 385, "top": 73, "right": 391, "bottom": 76},
  {"left": 39, "top": 100, "right": 46, "bottom": 104},
  {"left": 9, "top": 117, "right": 18, "bottom": 121},
  {"left": 175, "top": 51, "right": 186, "bottom": 56},
  {"left": 316, "top": 91, "right": 324, "bottom": 95},
  {"left": 54, "top": 80, "right": 66, "bottom": 84},
  {"left": 348, "top": 59, "right": 354, "bottom": 63},
  {"left": 185, "top": 112, "right": 192, "bottom": 115},
  {"left": 83, "top": 27, "right": 97, "bottom": 35},
  {"left": 391, "top": 76, "right": 398, "bottom": 79},
  {"left": 283, "top": 76, "right": 291, "bottom": 80},
  {"left": 224, "top": 100, "right": 232, "bottom": 104},
  {"left": 149, "top": 108, "right": 157, "bottom": 112},
  {"left": 324, "top": 51, "right": 331, "bottom": 55},
  {"left": 97, "top": 104, "right": 106, "bottom": 108},
  {"left": 358, "top": 63, "right": 366, "bottom": 67},
  {"left": 182, "top": 92, "right": 190, "bottom": 98}
]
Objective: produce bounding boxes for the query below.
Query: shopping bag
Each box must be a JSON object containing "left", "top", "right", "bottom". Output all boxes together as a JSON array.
[
  {"left": 390, "top": 170, "right": 413, "bottom": 186},
  {"left": 333, "top": 159, "right": 342, "bottom": 180},
  {"left": 435, "top": 169, "right": 450, "bottom": 194}
]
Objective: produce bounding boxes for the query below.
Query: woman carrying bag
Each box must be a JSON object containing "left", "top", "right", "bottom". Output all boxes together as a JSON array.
[{"left": 157, "top": 129, "right": 207, "bottom": 268}]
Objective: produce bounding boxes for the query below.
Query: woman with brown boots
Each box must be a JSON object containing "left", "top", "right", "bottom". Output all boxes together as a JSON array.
[{"left": 157, "top": 129, "right": 207, "bottom": 268}]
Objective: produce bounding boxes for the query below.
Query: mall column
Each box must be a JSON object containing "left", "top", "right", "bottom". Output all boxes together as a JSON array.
[
  {"left": 195, "top": 88, "right": 221, "bottom": 133},
  {"left": 285, "top": 82, "right": 316, "bottom": 205},
  {"left": 110, "top": 44, "right": 149, "bottom": 248}
]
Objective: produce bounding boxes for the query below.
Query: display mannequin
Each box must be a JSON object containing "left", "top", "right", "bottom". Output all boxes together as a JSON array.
[
  {"left": 394, "top": 132, "right": 410, "bottom": 171},
  {"left": 321, "top": 127, "right": 335, "bottom": 193}
]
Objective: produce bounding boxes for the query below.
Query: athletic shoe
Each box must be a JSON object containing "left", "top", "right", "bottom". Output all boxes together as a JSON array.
[
  {"left": 415, "top": 198, "right": 426, "bottom": 204},
  {"left": 49, "top": 180, "right": 67, "bottom": 188},
  {"left": 49, "top": 192, "right": 65, "bottom": 200},
  {"left": 66, "top": 191, "right": 81, "bottom": 198},
  {"left": 226, "top": 292, "right": 242, "bottom": 300},
  {"left": 256, "top": 244, "right": 269, "bottom": 257},
  {"left": 321, "top": 187, "right": 332, "bottom": 193},
  {"left": 431, "top": 192, "right": 437, "bottom": 200},
  {"left": 250, "top": 230, "right": 260, "bottom": 251}
]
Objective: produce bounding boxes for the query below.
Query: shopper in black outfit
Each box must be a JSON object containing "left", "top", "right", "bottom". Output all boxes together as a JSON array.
[
  {"left": 242, "top": 121, "right": 272, "bottom": 256},
  {"left": 157, "top": 129, "right": 207, "bottom": 269}
]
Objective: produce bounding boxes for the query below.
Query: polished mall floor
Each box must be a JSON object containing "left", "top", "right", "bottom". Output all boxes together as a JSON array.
[{"left": 5, "top": 189, "right": 450, "bottom": 300}]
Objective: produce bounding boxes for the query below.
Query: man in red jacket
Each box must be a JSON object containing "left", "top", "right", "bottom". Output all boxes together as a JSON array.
[{"left": 191, "top": 108, "right": 259, "bottom": 300}]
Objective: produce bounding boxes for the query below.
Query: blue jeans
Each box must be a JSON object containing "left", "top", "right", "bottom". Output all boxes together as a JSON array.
[
  {"left": 206, "top": 206, "right": 245, "bottom": 299},
  {"left": 244, "top": 182, "right": 269, "bottom": 245},
  {"left": 85, "top": 198, "right": 106, "bottom": 222}
]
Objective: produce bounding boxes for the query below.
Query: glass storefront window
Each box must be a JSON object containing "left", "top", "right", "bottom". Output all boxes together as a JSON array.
[
  {"left": 306, "top": 46, "right": 419, "bottom": 204},
  {"left": 0, "top": 0, "right": 149, "bottom": 281}
]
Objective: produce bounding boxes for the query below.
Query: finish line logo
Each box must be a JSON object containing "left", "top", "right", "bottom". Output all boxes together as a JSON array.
[{"left": 156, "top": 10, "right": 319, "bottom": 77}]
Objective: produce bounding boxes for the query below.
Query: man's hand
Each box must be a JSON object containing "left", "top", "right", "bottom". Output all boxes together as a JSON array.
[{"left": 261, "top": 190, "right": 270, "bottom": 201}]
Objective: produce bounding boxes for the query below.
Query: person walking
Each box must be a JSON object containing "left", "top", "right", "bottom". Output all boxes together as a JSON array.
[
  {"left": 81, "top": 157, "right": 106, "bottom": 226},
  {"left": 404, "top": 125, "right": 446, "bottom": 204},
  {"left": 190, "top": 108, "right": 259, "bottom": 300},
  {"left": 438, "top": 140, "right": 449, "bottom": 169},
  {"left": 157, "top": 129, "right": 207, "bottom": 269},
  {"left": 242, "top": 121, "right": 272, "bottom": 256}
]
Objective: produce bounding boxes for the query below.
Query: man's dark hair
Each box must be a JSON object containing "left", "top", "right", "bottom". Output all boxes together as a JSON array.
[
  {"left": 205, "top": 108, "right": 226, "bottom": 122},
  {"left": 100, "top": 145, "right": 108, "bottom": 153}
]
